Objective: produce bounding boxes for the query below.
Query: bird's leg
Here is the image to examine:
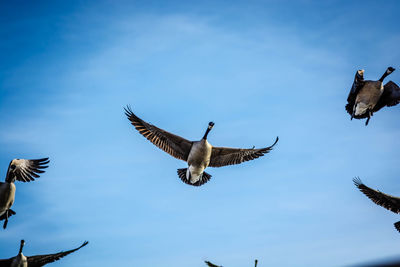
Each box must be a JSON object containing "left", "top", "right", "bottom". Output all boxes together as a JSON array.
[
  {"left": 3, "top": 210, "right": 8, "bottom": 229},
  {"left": 365, "top": 109, "right": 371, "bottom": 126}
]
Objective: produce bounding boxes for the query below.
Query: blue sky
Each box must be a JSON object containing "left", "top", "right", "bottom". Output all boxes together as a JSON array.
[{"left": 1, "top": 0, "right": 400, "bottom": 266}]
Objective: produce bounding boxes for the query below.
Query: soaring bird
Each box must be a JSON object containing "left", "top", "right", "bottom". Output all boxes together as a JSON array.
[
  {"left": 353, "top": 177, "right": 400, "bottom": 232},
  {"left": 346, "top": 67, "right": 399, "bottom": 125},
  {"left": 125, "top": 106, "right": 278, "bottom": 186},
  {"left": 205, "top": 261, "right": 223, "bottom": 267},
  {"left": 0, "top": 158, "right": 49, "bottom": 229},
  {"left": 0, "top": 240, "right": 88, "bottom": 266}
]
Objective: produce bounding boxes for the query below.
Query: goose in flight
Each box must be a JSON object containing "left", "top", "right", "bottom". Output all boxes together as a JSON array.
[
  {"left": 346, "top": 67, "right": 399, "bottom": 125},
  {"left": 0, "top": 158, "right": 49, "bottom": 229},
  {"left": 353, "top": 177, "right": 400, "bottom": 232},
  {"left": 205, "top": 259, "right": 258, "bottom": 266},
  {"left": 0, "top": 240, "right": 88, "bottom": 266},
  {"left": 124, "top": 106, "right": 278, "bottom": 186}
]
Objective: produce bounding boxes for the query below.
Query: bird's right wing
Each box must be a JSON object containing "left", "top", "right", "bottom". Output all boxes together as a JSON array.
[
  {"left": 5, "top": 158, "right": 49, "bottom": 183},
  {"left": 124, "top": 106, "right": 193, "bottom": 161},
  {"left": 346, "top": 70, "right": 365, "bottom": 115},
  {"left": 353, "top": 177, "right": 400, "bottom": 214},
  {"left": 27, "top": 241, "right": 88, "bottom": 267}
]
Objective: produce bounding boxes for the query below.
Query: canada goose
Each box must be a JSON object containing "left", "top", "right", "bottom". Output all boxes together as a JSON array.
[
  {"left": 0, "top": 240, "right": 88, "bottom": 266},
  {"left": 205, "top": 261, "right": 223, "bottom": 267},
  {"left": 205, "top": 259, "right": 258, "bottom": 267},
  {"left": 124, "top": 106, "right": 278, "bottom": 186},
  {"left": 0, "top": 158, "right": 49, "bottom": 229},
  {"left": 346, "top": 67, "right": 399, "bottom": 125},
  {"left": 353, "top": 177, "right": 400, "bottom": 233}
]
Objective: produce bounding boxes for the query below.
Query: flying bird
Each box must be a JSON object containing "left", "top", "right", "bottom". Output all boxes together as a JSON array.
[
  {"left": 124, "top": 106, "right": 278, "bottom": 186},
  {"left": 346, "top": 67, "right": 399, "bottom": 125},
  {"left": 0, "top": 158, "right": 49, "bottom": 229},
  {"left": 353, "top": 177, "right": 400, "bottom": 232},
  {"left": 205, "top": 261, "right": 223, "bottom": 267},
  {"left": 0, "top": 240, "right": 88, "bottom": 266}
]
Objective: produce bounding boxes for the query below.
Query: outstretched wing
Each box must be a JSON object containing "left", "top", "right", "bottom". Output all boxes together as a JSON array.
[
  {"left": 373, "top": 81, "right": 400, "bottom": 112},
  {"left": 208, "top": 137, "right": 278, "bottom": 168},
  {"left": 124, "top": 106, "right": 193, "bottom": 161},
  {"left": 0, "top": 258, "right": 13, "bottom": 266},
  {"left": 5, "top": 158, "right": 49, "bottom": 183},
  {"left": 346, "top": 69, "right": 365, "bottom": 115},
  {"left": 205, "top": 261, "right": 223, "bottom": 267},
  {"left": 27, "top": 241, "right": 88, "bottom": 267},
  {"left": 353, "top": 177, "right": 400, "bottom": 214}
]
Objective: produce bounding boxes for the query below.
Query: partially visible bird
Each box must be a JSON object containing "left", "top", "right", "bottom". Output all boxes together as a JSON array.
[
  {"left": 346, "top": 67, "right": 399, "bottom": 125},
  {"left": 353, "top": 177, "right": 400, "bottom": 232},
  {"left": 125, "top": 106, "right": 278, "bottom": 186},
  {"left": 205, "top": 260, "right": 223, "bottom": 267},
  {"left": 0, "top": 158, "right": 49, "bottom": 229},
  {"left": 0, "top": 240, "right": 88, "bottom": 266}
]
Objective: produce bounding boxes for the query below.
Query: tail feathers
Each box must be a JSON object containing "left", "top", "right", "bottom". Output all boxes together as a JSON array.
[
  {"left": 394, "top": 221, "right": 400, "bottom": 233},
  {"left": 177, "top": 168, "right": 212, "bottom": 187},
  {"left": 0, "top": 209, "right": 16, "bottom": 220}
]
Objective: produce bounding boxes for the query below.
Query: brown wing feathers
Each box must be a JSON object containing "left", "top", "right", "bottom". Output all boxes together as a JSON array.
[
  {"left": 7, "top": 158, "right": 49, "bottom": 183},
  {"left": 124, "top": 106, "right": 192, "bottom": 161},
  {"left": 353, "top": 177, "right": 400, "bottom": 214},
  {"left": 27, "top": 241, "right": 88, "bottom": 267},
  {"left": 209, "top": 136, "right": 278, "bottom": 168}
]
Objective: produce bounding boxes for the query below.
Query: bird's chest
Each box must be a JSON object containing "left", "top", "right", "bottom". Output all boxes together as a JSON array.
[
  {"left": 11, "top": 255, "right": 27, "bottom": 267},
  {"left": 0, "top": 183, "right": 16, "bottom": 212},
  {"left": 357, "top": 82, "right": 384, "bottom": 106},
  {"left": 187, "top": 141, "right": 212, "bottom": 167}
]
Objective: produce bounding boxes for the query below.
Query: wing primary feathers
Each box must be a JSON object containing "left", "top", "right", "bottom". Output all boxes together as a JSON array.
[
  {"left": 124, "top": 105, "right": 192, "bottom": 161},
  {"left": 353, "top": 177, "right": 400, "bottom": 214}
]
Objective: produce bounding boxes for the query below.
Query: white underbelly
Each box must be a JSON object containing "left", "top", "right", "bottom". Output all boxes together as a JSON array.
[{"left": 188, "top": 165, "right": 205, "bottom": 184}]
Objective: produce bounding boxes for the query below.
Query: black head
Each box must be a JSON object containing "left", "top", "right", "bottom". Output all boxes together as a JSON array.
[
  {"left": 208, "top": 122, "right": 214, "bottom": 129},
  {"left": 387, "top": 67, "right": 396, "bottom": 74}
]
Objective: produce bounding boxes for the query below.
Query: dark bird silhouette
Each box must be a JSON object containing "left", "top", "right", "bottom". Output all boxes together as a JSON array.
[
  {"left": 353, "top": 177, "right": 400, "bottom": 232},
  {"left": 346, "top": 67, "right": 399, "bottom": 125},
  {"left": 0, "top": 158, "right": 49, "bottom": 229},
  {"left": 125, "top": 106, "right": 278, "bottom": 186},
  {"left": 205, "top": 260, "right": 223, "bottom": 267},
  {"left": 0, "top": 240, "right": 88, "bottom": 266}
]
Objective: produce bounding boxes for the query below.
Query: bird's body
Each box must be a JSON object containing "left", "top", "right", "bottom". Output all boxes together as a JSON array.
[
  {"left": 0, "top": 182, "right": 16, "bottom": 218},
  {"left": 125, "top": 106, "right": 278, "bottom": 186},
  {"left": 354, "top": 80, "right": 384, "bottom": 116},
  {"left": 186, "top": 139, "right": 212, "bottom": 184},
  {"left": 10, "top": 254, "right": 27, "bottom": 267},
  {"left": 0, "top": 158, "right": 49, "bottom": 229},
  {"left": 0, "top": 240, "right": 88, "bottom": 267},
  {"left": 346, "top": 67, "right": 399, "bottom": 125}
]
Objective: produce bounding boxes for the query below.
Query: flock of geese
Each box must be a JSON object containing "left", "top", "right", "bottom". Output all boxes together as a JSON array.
[{"left": 0, "top": 67, "right": 399, "bottom": 266}]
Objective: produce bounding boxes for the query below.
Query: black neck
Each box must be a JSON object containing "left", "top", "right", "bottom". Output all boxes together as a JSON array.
[
  {"left": 379, "top": 71, "right": 390, "bottom": 82},
  {"left": 202, "top": 128, "right": 211, "bottom": 140},
  {"left": 19, "top": 241, "right": 24, "bottom": 254}
]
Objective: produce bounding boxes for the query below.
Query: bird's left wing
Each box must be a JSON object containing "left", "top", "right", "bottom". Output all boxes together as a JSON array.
[
  {"left": 208, "top": 137, "right": 278, "bottom": 168},
  {"left": 374, "top": 81, "right": 400, "bottom": 112},
  {"left": 346, "top": 70, "right": 365, "bottom": 115},
  {"left": 0, "top": 258, "right": 13, "bottom": 266},
  {"left": 353, "top": 177, "right": 400, "bottom": 214},
  {"left": 27, "top": 241, "right": 88, "bottom": 267}
]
